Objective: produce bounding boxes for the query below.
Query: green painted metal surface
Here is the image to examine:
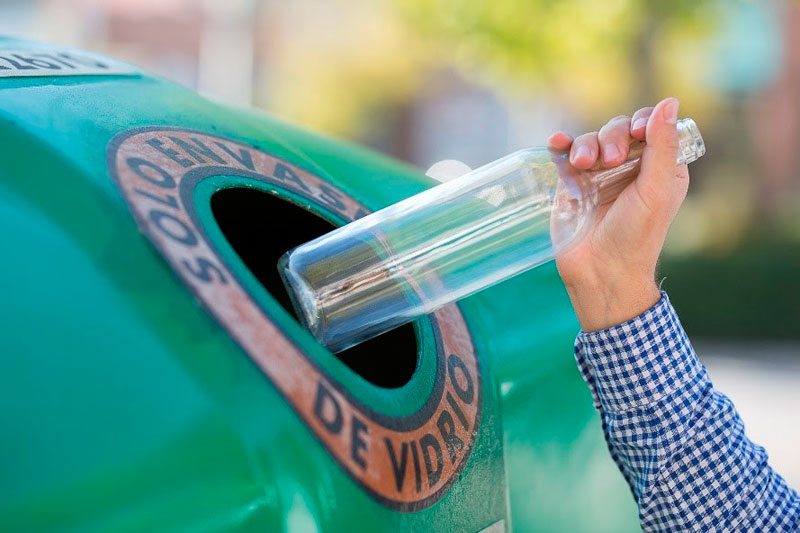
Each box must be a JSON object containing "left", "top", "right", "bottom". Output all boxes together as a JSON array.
[{"left": 0, "top": 39, "right": 638, "bottom": 532}]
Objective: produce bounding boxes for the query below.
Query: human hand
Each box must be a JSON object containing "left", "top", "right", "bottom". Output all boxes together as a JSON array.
[{"left": 548, "top": 98, "right": 689, "bottom": 332}]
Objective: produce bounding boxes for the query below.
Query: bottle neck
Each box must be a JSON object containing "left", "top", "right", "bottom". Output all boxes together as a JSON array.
[{"left": 590, "top": 117, "right": 705, "bottom": 207}]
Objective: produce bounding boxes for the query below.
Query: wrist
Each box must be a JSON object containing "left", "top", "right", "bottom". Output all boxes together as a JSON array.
[{"left": 565, "top": 275, "right": 661, "bottom": 332}]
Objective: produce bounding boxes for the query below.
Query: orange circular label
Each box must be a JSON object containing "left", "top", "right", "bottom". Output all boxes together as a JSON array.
[{"left": 107, "top": 127, "right": 481, "bottom": 510}]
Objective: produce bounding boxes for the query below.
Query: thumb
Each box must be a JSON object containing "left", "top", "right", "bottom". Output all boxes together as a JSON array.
[{"left": 638, "top": 97, "right": 689, "bottom": 217}]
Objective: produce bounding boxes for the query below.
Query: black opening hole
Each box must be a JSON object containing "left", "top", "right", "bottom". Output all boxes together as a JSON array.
[{"left": 211, "top": 187, "right": 418, "bottom": 389}]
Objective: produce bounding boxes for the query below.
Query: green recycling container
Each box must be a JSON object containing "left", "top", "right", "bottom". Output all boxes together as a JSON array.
[{"left": 0, "top": 38, "right": 638, "bottom": 532}]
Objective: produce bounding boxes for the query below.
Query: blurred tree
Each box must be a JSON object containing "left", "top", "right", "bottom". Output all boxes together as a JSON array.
[
  {"left": 395, "top": 0, "right": 722, "bottom": 120},
  {"left": 257, "top": 0, "right": 726, "bottom": 138}
]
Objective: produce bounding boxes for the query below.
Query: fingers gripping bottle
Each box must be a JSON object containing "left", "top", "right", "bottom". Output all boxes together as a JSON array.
[{"left": 280, "top": 119, "right": 705, "bottom": 352}]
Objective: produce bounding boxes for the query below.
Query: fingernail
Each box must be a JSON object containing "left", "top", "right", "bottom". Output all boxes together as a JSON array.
[
  {"left": 662, "top": 98, "right": 679, "bottom": 125},
  {"left": 603, "top": 144, "right": 620, "bottom": 163},
  {"left": 631, "top": 117, "right": 648, "bottom": 131},
  {"left": 573, "top": 145, "right": 592, "bottom": 164}
]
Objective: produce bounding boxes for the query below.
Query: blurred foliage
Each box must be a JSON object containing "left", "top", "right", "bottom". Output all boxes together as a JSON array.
[
  {"left": 265, "top": 0, "right": 727, "bottom": 136},
  {"left": 398, "top": 0, "right": 714, "bottom": 104},
  {"left": 396, "top": 0, "right": 722, "bottom": 117},
  {"left": 662, "top": 232, "right": 800, "bottom": 339}
]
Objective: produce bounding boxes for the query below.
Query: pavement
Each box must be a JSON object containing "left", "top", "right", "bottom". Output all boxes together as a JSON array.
[{"left": 696, "top": 341, "right": 800, "bottom": 490}]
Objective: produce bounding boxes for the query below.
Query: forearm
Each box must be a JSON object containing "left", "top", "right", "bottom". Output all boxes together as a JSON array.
[{"left": 574, "top": 292, "right": 800, "bottom": 531}]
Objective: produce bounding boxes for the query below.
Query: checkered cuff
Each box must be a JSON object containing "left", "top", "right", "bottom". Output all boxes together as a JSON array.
[{"left": 575, "top": 291, "right": 702, "bottom": 414}]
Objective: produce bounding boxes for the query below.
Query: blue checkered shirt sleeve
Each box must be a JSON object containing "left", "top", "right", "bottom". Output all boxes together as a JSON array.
[{"left": 575, "top": 291, "right": 800, "bottom": 532}]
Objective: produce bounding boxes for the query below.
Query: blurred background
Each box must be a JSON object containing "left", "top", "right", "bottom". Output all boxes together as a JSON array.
[{"left": 1, "top": 0, "right": 797, "bottom": 484}]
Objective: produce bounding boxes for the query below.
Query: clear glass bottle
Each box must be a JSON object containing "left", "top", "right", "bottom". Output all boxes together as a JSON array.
[{"left": 280, "top": 119, "right": 705, "bottom": 353}]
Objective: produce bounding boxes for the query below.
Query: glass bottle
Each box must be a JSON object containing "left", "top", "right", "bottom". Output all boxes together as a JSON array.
[{"left": 279, "top": 119, "right": 705, "bottom": 352}]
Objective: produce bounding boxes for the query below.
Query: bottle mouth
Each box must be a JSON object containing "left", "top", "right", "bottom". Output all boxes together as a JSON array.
[{"left": 676, "top": 118, "right": 705, "bottom": 165}]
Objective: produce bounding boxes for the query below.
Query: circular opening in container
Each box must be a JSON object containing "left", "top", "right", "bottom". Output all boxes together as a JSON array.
[{"left": 211, "top": 187, "right": 418, "bottom": 389}]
